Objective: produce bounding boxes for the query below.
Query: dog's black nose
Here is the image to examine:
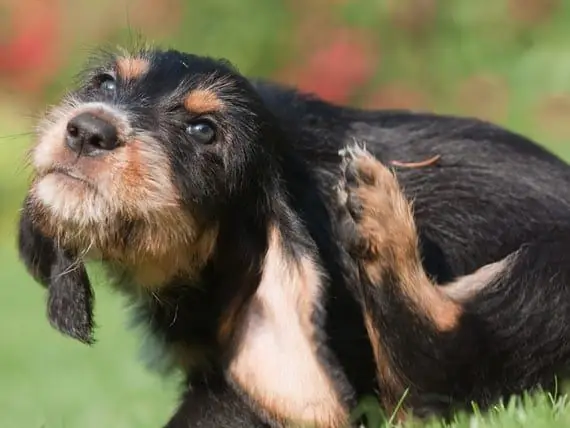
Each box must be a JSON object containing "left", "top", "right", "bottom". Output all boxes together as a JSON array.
[{"left": 65, "top": 113, "right": 119, "bottom": 155}]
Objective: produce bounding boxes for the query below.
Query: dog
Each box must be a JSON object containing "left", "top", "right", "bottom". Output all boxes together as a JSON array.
[{"left": 16, "top": 46, "right": 570, "bottom": 427}]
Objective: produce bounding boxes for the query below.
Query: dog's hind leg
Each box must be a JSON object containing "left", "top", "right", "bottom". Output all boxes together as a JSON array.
[{"left": 337, "top": 144, "right": 570, "bottom": 419}]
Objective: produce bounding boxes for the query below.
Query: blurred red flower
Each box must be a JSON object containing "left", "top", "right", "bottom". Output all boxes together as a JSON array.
[
  {"left": 0, "top": 0, "right": 62, "bottom": 94},
  {"left": 278, "top": 28, "right": 378, "bottom": 104}
]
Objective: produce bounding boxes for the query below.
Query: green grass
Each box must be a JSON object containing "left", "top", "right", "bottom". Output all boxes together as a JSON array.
[
  {"left": 0, "top": 245, "right": 182, "bottom": 427},
  {"left": 352, "top": 391, "right": 570, "bottom": 428}
]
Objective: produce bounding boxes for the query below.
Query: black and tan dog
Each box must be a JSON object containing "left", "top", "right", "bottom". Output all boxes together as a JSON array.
[{"left": 17, "top": 46, "right": 570, "bottom": 427}]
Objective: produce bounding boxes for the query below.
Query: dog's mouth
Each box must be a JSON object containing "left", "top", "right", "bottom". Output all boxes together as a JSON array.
[{"left": 42, "top": 166, "right": 99, "bottom": 192}]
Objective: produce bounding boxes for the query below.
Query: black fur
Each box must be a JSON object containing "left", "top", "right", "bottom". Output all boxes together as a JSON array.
[
  {"left": 16, "top": 47, "right": 570, "bottom": 427},
  {"left": 18, "top": 196, "right": 94, "bottom": 344}
]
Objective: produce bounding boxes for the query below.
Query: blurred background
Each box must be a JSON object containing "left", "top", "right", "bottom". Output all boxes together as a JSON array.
[{"left": 2, "top": 0, "right": 570, "bottom": 426}]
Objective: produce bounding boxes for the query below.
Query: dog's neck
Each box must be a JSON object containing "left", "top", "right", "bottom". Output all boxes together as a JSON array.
[{"left": 114, "top": 178, "right": 281, "bottom": 368}]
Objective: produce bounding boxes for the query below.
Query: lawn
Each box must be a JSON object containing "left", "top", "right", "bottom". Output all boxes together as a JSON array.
[{"left": 0, "top": 244, "right": 182, "bottom": 428}]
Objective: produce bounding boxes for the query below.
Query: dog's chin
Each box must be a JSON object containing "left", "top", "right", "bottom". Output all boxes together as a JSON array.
[
  {"left": 32, "top": 171, "right": 111, "bottom": 225},
  {"left": 28, "top": 171, "right": 121, "bottom": 256}
]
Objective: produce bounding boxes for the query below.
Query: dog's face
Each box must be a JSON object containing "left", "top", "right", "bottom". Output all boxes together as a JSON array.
[
  {"left": 19, "top": 48, "right": 280, "bottom": 342},
  {"left": 26, "top": 48, "right": 276, "bottom": 287}
]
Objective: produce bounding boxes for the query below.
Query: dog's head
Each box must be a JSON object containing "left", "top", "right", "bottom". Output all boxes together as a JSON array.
[{"left": 18, "top": 47, "right": 281, "bottom": 343}]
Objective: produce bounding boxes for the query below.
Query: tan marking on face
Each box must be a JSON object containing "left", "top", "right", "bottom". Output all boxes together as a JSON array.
[
  {"left": 228, "top": 226, "right": 349, "bottom": 428},
  {"left": 29, "top": 99, "right": 218, "bottom": 290},
  {"left": 184, "top": 89, "right": 224, "bottom": 114},
  {"left": 32, "top": 177, "right": 218, "bottom": 290},
  {"left": 114, "top": 137, "right": 179, "bottom": 211},
  {"left": 116, "top": 57, "right": 150, "bottom": 80},
  {"left": 342, "top": 146, "right": 462, "bottom": 332}
]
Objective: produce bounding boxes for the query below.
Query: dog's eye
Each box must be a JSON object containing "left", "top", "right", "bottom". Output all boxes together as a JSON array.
[
  {"left": 186, "top": 121, "right": 216, "bottom": 144},
  {"left": 96, "top": 74, "right": 117, "bottom": 94}
]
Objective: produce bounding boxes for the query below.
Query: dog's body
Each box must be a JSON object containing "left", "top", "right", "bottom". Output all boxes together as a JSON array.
[
  {"left": 250, "top": 83, "right": 570, "bottom": 416},
  {"left": 16, "top": 48, "right": 570, "bottom": 427}
]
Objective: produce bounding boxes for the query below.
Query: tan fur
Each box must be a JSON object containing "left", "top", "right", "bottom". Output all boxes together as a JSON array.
[
  {"left": 228, "top": 226, "right": 349, "bottom": 428},
  {"left": 184, "top": 89, "right": 225, "bottom": 114},
  {"left": 339, "top": 145, "right": 467, "bottom": 415},
  {"left": 217, "top": 286, "right": 252, "bottom": 346},
  {"left": 116, "top": 57, "right": 150, "bottom": 80},
  {"left": 343, "top": 146, "right": 462, "bottom": 332},
  {"left": 442, "top": 256, "right": 511, "bottom": 303},
  {"left": 30, "top": 99, "right": 218, "bottom": 289},
  {"left": 363, "top": 312, "right": 405, "bottom": 413}
]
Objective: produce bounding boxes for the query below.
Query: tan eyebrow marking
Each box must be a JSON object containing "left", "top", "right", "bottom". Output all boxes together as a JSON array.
[
  {"left": 116, "top": 57, "right": 150, "bottom": 80},
  {"left": 184, "top": 89, "right": 225, "bottom": 114}
]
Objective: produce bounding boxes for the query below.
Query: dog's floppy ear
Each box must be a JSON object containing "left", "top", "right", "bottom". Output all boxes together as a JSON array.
[{"left": 17, "top": 198, "right": 95, "bottom": 345}]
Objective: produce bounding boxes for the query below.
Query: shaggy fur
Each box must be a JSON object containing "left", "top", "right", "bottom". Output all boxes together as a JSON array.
[{"left": 16, "top": 46, "right": 570, "bottom": 427}]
